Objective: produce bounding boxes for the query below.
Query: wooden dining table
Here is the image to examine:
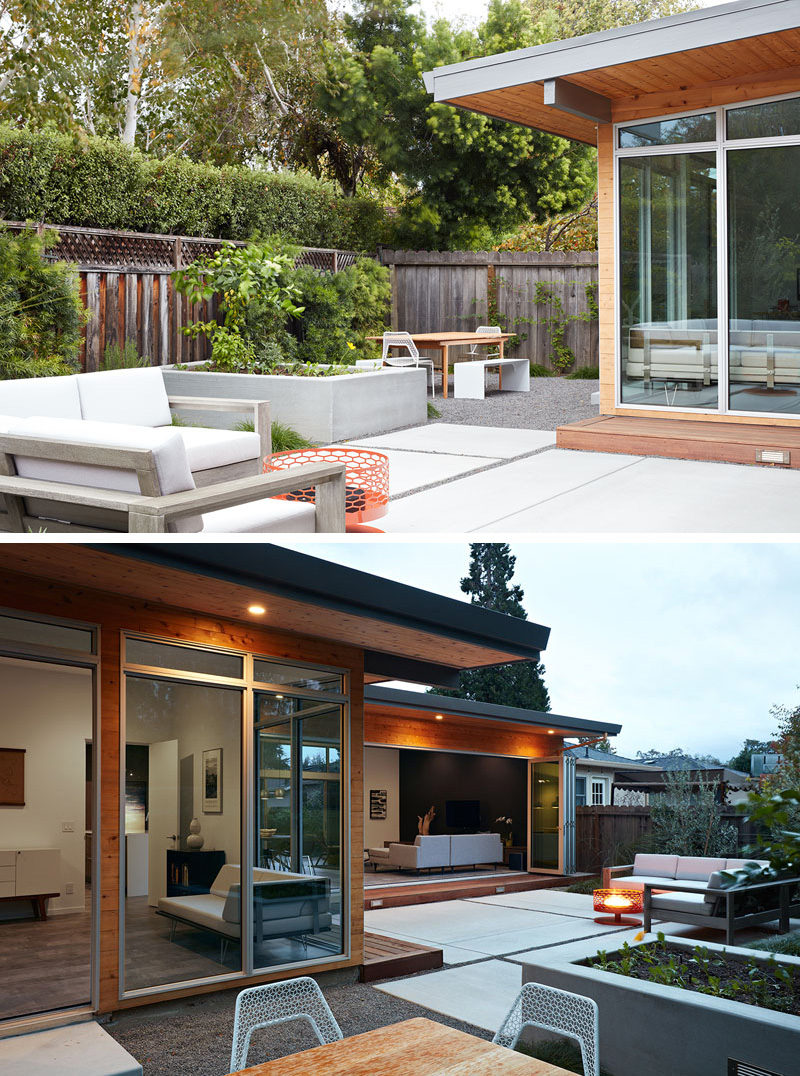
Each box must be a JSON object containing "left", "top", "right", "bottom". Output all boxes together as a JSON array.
[
  {"left": 367, "top": 332, "right": 515, "bottom": 398},
  {"left": 226, "top": 1016, "right": 575, "bottom": 1075}
]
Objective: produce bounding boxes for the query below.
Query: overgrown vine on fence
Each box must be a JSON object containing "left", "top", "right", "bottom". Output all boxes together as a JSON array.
[{"left": 484, "top": 273, "right": 599, "bottom": 373}]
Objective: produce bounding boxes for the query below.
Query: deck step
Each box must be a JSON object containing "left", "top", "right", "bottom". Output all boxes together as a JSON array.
[
  {"left": 0, "top": 1021, "right": 141, "bottom": 1076},
  {"left": 360, "top": 932, "right": 443, "bottom": 983},
  {"left": 364, "top": 872, "right": 585, "bottom": 909}
]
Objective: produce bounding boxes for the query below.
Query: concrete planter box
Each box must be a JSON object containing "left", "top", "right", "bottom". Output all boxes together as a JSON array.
[
  {"left": 162, "top": 364, "right": 427, "bottom": 443},
  {"left": 522, "top": 936, "right": 800, "bottom": 1076}
]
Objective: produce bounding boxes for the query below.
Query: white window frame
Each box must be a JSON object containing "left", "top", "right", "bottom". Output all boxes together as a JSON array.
[
  {"left": 590, "top": 779, "right": 606, "bottom": 806},
  {"left": 575, "top": 775, "right": 587, "bottom": 806},
  {"left": 613, "top": 91, "right": 800, "bottom": 419}
]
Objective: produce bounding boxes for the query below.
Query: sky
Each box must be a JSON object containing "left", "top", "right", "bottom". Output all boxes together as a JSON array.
[
  {"left": 277, "top": 540, "right": 800, "bottom": 764},
  {"left": 414, "top": 0, "right": 731, "bottom": 27}
]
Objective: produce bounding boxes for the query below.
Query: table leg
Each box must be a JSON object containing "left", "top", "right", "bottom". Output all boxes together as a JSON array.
[
  {"left": 498, "top": 339, "right": 504, "bottom": 390},
  {"left": 442, "top": 345, "right": 449, "bottom": 398}
]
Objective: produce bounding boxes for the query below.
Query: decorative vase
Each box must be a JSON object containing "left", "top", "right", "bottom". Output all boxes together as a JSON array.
[{"left": 186, "top": 818, "right": 204, "bottom": 849}]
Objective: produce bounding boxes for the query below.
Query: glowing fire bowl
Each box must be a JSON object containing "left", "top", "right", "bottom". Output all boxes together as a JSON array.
[{"left": 593, "top": 888, "right": 643, "bottom": 926}]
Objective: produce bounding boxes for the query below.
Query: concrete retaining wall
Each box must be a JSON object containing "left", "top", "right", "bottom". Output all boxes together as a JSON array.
[
  {"left": 522, "top": 936, "right": 800, "bottom": 1076},
  {"left": 162, "top": 366, "right": 428, "bottom": 443}
]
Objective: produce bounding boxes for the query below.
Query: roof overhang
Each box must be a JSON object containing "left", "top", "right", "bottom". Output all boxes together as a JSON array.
[
  {"left": 365, "top": 685, "right": 621, "bottom": 738},
  {"left": 2, "top": 544, "right": 550, "bottom": 688},
  {"left": 423, "top": 0, "right": 800, "bottom": 144}
]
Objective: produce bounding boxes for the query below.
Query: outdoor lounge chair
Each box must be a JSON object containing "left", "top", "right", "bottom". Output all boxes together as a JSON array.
[{"left": 0, "top": 416, "right": 346, "bottom": 533}]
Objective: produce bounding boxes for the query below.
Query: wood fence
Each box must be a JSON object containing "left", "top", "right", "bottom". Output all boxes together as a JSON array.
[
  {"left": 575, "top": 806, "right": 763, "bottom": 874},
  {"left": 5, "top": 222, "right": 362, "bottom": 371},
  {"left": 379, "top": 249, "right": 599, "bottom": 369}
]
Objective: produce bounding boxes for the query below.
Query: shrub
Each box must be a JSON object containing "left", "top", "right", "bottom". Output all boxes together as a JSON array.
[
  {"left": 529, "top": 363, "right": 554, "bottom": 377},
  {"left": 0, "top": 125, "right": 388, "bottom": 251},
  {"left": 650, "top": 770, "right": 738, "bottom": 858},
  {"left": 291, "top": 259, "right": 390, "bottom": 364},
  {"left": 102, "top": 340, "right": 149, "bottom": 369},
  {"left": 566, "top": 365, "right": 600, "bottom": 379},
  {"left": 0, "top": 225, "right": 85, "bottom": 379},
  {"left": 234, "top": 420, "right": 313, "bottom": 452}
]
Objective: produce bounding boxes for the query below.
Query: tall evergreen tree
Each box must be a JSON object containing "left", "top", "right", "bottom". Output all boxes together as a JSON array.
[{"left": 434, "top": 544, "right": 550, "bottom": 711}]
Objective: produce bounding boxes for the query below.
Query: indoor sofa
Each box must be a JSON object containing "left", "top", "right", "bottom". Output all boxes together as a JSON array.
[
  {"left": 366, "top": 832, "right": 503, "bottom": 873},
  {"left": 157, "top": 864, "right": 332, "bottom": 952},
  {"left": 601, "top": 853, "right": 800, "bottom": 944}
]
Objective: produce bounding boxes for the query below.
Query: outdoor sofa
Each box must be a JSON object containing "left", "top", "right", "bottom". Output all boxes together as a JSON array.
[
  {"left": 603, "top": 853, "right": 800, "bottom": 944},
  {"left": 0, "top": 367, "right": 346, "bottom": 532},
  {"left": 366, "top": 833, "right": 503, "bottom": 873},
  {"left": 157, "top": 864, "right": 333, "bottom": 954},
  {"left": 626, "top": 319, "right": 800, "bottom": 389}
]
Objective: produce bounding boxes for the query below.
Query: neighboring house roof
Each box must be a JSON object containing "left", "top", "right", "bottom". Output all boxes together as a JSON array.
[
  {"left": 365, "top": 685, "right": 621, "bottom": 738},
  {"left": 422, "top": 0, "right": 800, "bottom": 144},
  {"left": 614, "top": 765, "right": 752, "bottom": 792},
  {"left": 564, "top": 745, "right": 658, "bottom": 772}
]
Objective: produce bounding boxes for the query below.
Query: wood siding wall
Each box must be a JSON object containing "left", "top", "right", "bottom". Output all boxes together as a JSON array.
[
  {"left": 365, "top": 705, "right": 558, "bottom": 759},
  {"left": 0, "top": 567, "right": 365, "bottom": 1015},
  {"left": 380, "top": 250, "right": 599, "bottom": 370}
]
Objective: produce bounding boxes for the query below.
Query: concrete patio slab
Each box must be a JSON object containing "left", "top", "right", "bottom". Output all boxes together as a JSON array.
[
  {"left": 348, "top": 424, "right": 556, "bottom": 458},
  {"left": 0, "top": 1021, "right": 142, "bottom": 1076},
  {"left": 470, "top": 890, "right": 600, "bottom": 919},
  {"left": 376, "top": 448, "right": 493, "bottom": 497},
  {"left": 374, "top": 958, "right": 523, "bottom": 1032},
  {"left": 380, "top": 448, "right": 642, "bottom": 532},
  {"left": 365, "top": 899, "right": 540, "bottom": 946}
]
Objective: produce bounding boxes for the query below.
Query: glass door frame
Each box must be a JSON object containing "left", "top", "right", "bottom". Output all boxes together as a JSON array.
[
  {"left": 119, "top": 631, "right": 351, "bottom": 1001},
  {"left": 613, "top": 90, "right": 800, "bottom": 419},
  {"left": 0, "top": 606, "right": 100, "bottom": 1028},
  {"left": 527, "top": 754, "right": 565, "bottom": 875}
]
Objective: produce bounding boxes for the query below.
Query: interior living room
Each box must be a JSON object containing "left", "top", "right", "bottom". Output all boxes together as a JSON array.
[{"left": 362, "top": 686, "right": 619, "bottom": 905}]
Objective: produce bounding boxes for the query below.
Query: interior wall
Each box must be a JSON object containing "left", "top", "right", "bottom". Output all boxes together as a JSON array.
[
  {"left": 363, "top": 747, "right": 400, "bottom": 849},
  {"left": 0, "top": 656, "right": 92, "bottom": 915},
  {"left": 398, "top": 749, "right": 527, "bottom": 846}
]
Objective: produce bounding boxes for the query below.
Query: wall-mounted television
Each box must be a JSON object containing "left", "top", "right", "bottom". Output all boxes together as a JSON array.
[{"left": 445, "top": 799, "right": 480, "bottom": 830}]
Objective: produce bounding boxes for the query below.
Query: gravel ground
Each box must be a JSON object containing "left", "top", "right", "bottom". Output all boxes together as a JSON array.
[
  {"left": 432, "top": 374, "right": 599, "bottom": 431},
  {"left": 103, "top": 973, "right": 491, "bottom": 1076}
]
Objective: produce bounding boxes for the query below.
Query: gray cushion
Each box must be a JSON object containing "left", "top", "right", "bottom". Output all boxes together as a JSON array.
[
  {"left": 676, "top": 856, "right": 726, "bottom": 882},
  {"left": 652, "top": 892, "right": 713, "bottom": 917},
  {"left": 632, "top": 854, "right": 678, "bottom": 878},
  {"left": 612, "top": 875, "right": 708, "bottom": 893}
]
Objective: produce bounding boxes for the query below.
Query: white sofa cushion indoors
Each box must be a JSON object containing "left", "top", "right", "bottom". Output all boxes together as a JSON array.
[
  {"left": 0, "top": 375, "right": 82, "bottom": 419},
  {"left": 172, "top": 426, "right": 261, "bottom": 474},
  {"left": 413, "top": 834, "right": 451, "bottom": 869},
  {"left": 7, "top": 416, "right": 201, "bottom": 533},
  {"left": 76, "top": 366, "right": 173, "bottom": 427},
  {"left": 450, "top": 833, "right": 503, "bottom": 868}
]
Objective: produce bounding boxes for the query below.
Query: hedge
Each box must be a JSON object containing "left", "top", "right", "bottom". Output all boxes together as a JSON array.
[{"left": 0, "top": 125, "right": 389, "bottom": 251}]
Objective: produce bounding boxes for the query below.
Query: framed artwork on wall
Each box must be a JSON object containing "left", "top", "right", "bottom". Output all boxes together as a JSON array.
[
  {"left": 0, "top": 748, "right": 25, "bottom": 806},
  {"left": 369, "top": 789, "right": 387, "bottom": 820},
  {"left": 202, "top": 748, "right": 222, "bottom": 813}
]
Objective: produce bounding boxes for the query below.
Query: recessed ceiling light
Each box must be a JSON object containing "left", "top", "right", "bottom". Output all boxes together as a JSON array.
[
  {"left": 435, "top": 714, "right": 443, "bottom": 721},
  {"left": 248, "top": 604, "right": 266, "bottom": 615},
  {"left": 547, "top": 729, "right": 556, "bottom": 734}
]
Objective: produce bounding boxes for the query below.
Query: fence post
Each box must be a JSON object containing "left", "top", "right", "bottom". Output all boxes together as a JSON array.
[
  {"left": 332, "top": 250, "right": 338, "bottom": 273},
  {"left": 173, "top": 237, "right": 183, "bottom": 271}
]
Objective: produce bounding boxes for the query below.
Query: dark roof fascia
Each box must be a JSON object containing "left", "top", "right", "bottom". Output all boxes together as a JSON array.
[
  {"left": 423, "top": 0, "right": 796, "bottom": 101},
  {"left": 365, "top": 684, "right": 621, "bottom": 737},
  {"left": 92, "top": 544, "right": 550, "bottom": 662}
]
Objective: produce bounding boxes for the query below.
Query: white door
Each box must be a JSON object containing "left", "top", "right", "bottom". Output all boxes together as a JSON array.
[{"left": 147, "top": 739, "right": 179, "bottom": 907}]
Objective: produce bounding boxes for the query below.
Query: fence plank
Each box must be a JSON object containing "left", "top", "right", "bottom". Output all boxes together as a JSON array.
[{"left": 84, "top": 273, "right": 101, "bottom": 371}]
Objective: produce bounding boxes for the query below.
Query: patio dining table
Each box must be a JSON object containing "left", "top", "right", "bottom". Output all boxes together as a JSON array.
[
  {"left": 226, "top": 1016, "right": 574, "bottom": 1075},
  {"left": 367, "top": 332, "right": 515, "bottom": 398}
]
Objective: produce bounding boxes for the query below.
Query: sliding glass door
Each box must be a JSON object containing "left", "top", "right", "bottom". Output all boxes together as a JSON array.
[{"left": 617, "top": 93, "right": 800, "bottom": 419}]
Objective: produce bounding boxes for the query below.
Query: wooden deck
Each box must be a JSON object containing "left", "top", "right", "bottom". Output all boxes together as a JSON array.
[
  {"left": 364, "top": 871, "right": 582, "bottom": 910},
  {"left": 360, "top": 933, "right": 443, "bottom": 983},
  {"left": 557, "top": 415, "right": 800, "bottom": 468}
]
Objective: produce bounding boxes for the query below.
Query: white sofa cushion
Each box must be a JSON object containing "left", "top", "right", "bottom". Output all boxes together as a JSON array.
[
  {"left": 632, "top": 854, "right": 678, "bottom": 878},
  {"left": 158, "top": 893, "right": 240, "bottom": 937},
  {"left": 201, "top": 498, "right": 315, "bottom": 533},
  {"left": 675, "top": 856, "right": 727, "bottom": 881},
  {"left": 171, "top": 426, "right": 261, "bottom": 473},
  {"left": 610, "top": 875, "right": 707, "bottom": 893},
  {"left": 0, "top": 375, "right": 82, "bottom": 419},
  {"left": 7, "top": 416, "right": 201, "bottom": 534},
  {"left": 450, "top": 833, "right": 503, "bottom": 867},
  {"left": 651, "top": 892, "right": 713, "bottom": 916},
  {"left": 725, "top": 858, "right": 769, "bottom": 872},
  {"left": 76, "top": 367, "right": 172, "bottom": 427}
]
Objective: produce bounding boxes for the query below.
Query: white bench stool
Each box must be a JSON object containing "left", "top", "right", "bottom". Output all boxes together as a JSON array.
[{"left": 453, "top": 358, "right": 530, "bottom": 400}]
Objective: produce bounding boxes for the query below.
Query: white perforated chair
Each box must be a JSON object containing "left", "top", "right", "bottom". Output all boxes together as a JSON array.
[
  {"left": 492, "top": 983, "right": 599, "bottom": 1076},
  {"left": 230, "top": 977, "right": 343, "bottom": 1070},
  {"left": 381, "top": 331, "right": 435, "bottom": 395},
  {"left": 468, "top": 325, "right": 503, "bottom": 359}
]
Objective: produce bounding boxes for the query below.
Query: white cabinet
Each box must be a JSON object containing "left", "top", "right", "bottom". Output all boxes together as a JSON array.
[{"left": 0, "top": 849, "right": 61, "bottom": 913}]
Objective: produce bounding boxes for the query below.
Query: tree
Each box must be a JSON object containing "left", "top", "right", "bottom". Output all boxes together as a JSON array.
[
  {"left": 650, "top": 770, "right": 738, "bottom": 857},
  {"left": 727, "top": 738, "right": 774, "bottom": 774},
  {"left": 524, "top": 0, "right": 693, "bottom": 41},
  {"left": 433, "top": 544, "right": 550, "bottom": 711},
  {"left": 768, "top": 702, "right": 800, "bottom": 790},
  {"left": 318, "top": 0, "right": 595, "bottom": 247},
  {"left": 635, "top": 747, "right": 722, "bottom": 767}
]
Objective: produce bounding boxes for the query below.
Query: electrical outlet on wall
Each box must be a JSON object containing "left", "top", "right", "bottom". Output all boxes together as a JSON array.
[
  {"left": 65, "top": 883, "right": 74, "bottom": 895},
  {"left": 61, "top": 822, "right": 75, "bottom": 833}
]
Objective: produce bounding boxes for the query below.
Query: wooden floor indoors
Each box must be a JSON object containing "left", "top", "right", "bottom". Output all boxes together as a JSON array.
[
  {"left": 557, "top": 415, "right": 800, "bottom": 468},
  {"left": 364, "top": 871, "right": 584, "bottom": 909},
  {"left": 360, "top": 933, "right": 443, "bottom": 983}
]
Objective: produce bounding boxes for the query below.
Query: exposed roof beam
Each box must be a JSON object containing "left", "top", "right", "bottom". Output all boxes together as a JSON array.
[{"left": 543, "top": 78, "right": 611, "bottom": 124}]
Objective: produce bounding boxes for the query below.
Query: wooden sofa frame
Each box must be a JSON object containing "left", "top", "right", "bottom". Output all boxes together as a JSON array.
[
  {"left": 0, "top": 427, "right": 346, "bottom": 533},
  {"left": 166, "top": 395, "right": 271, "bottom": 485}
]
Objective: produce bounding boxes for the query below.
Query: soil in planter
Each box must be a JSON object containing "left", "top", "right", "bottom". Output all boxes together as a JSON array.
[{"left": 585, "top": 936, "right": 800, "bottom": 1015}]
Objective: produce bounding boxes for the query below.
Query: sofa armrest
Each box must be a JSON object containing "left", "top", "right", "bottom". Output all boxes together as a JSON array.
[
  {"left": 388, "top": 844, "right": 419, "bottom": 870},
  {"left": 602, "top": 863, "right": 634, "bottom": 888},
  {"left": 168, "top": 395, "right": 271, "bottom": 458}
]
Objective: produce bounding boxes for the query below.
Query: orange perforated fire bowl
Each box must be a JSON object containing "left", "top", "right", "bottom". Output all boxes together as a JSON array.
[
  {"left": 264, "top": 448, "right": 390, "bottom": 531},
  {"left": 593, "top": 888, "right": 643, "bottom": 926}
]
